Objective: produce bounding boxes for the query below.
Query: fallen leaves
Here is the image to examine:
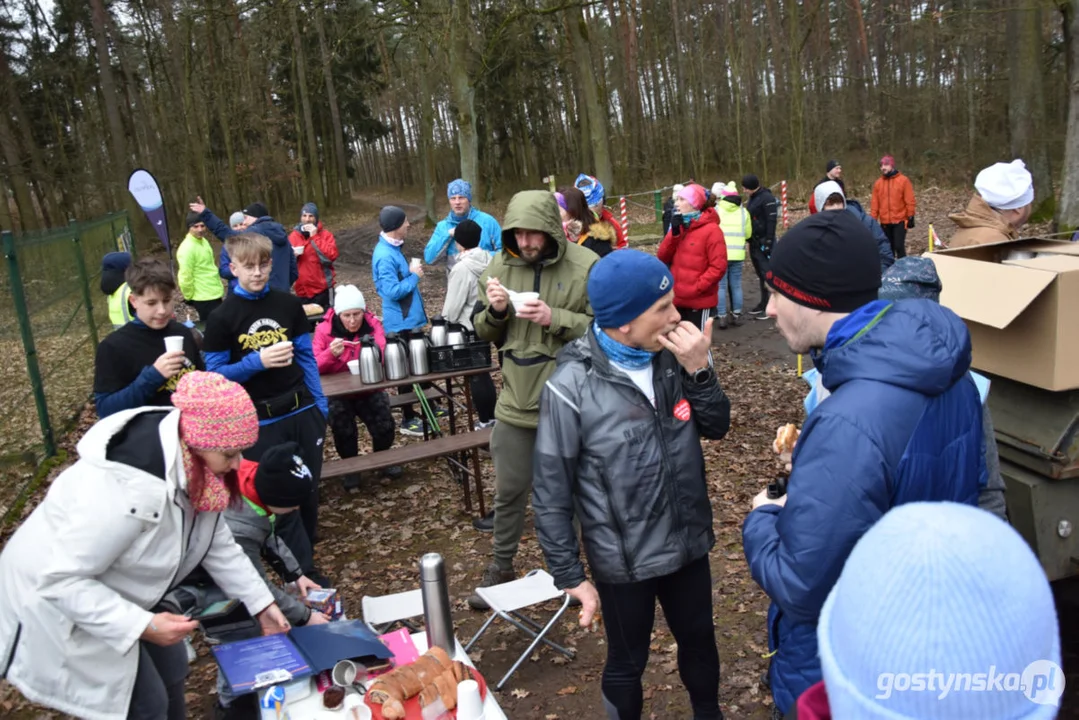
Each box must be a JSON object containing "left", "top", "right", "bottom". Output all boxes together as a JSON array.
[{"left": 510, "top": 688, "right": 531, "bottom": 699}]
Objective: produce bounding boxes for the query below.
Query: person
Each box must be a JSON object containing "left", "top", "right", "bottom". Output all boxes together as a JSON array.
[
  {"left": 812, "top": 181, "right": 894, "bottom": 272},
  {"left": 575, "top": 173, "right": 628, "bottom": 249},
  {"left": 0, "top": 372, "right": 290, "bottom": 720},
  {"left": 533, "top": 250, "right": 731, "bottom": 720},
  {"left": 742, "top": 174, "right": 778, "bottom": 318},
  {"left": 202, "top": 233, "right": 329, "bottom": 579},
  {"left": 94, "top": 258, "right": 203, "bottom": 418},
  {"left": 656, "top": 183, "right": 726, "bottom": 330},
  {"left": 558, "top": 185, "right": 618, "bottom": 257},
  {"left": 176, "top": 211, "right": 225, "bottom": 325},
  {"left": 189, "top": 197, "right": 299, "bottom": 294},
  {"left": 423, "top": 179, "right": 503, "bottom": 267},
  {"left": 466, "top": 190, "right": 596, "bottom": 609},
  {"left": 288, "top": 201, "right": 338, "bottom": 309},
  {"left": 870, "top": 155, "right": 916, "bottom": 260},
  {"left": 806, "top": 160, "right": 845, "bottom": 215},
  {"left": 373, "top": 205, "right": 433, "bottom": 438},
  {"left": 947, "top": 159, "right": 1034, "bottom": 248},
  {"left": 715, "top": 182, "right": 751, "bottom": 329},
  {"left": 440, "top": 220, "right": 498, "bottom": 428},
  {"left": 742, "top": 212, "right": 986, "bottom": 716},
  {"left": 792, "top": 502, "right": 1060, "bottom": 719},
  {"left": 101, "top": 251, "right": 134, "bottom": 328},
  {"left": 230, "top": 211, "right": 246, "bottom": 230},
  {"left": 313, "top": 284, "right": 401, "bottom": 490},
  {"left": 661, "top": 183, "right": 684, "bottom": 236}
]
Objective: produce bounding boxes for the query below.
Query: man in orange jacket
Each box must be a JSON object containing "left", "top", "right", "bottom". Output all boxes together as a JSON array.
[{"left": 871, "top": 155, "right": 916, "bottom": 259}]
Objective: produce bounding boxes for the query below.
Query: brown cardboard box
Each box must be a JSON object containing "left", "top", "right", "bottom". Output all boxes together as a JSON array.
[{"left": 928, "top": 239, "right": 1079, "bottom": 392}]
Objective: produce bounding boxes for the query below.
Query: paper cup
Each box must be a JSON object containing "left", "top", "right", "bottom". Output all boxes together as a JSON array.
[
  {"left": 510, "top": 291, "right": 539, "bottom": 313},
  {"left": 456, "top": 679, "right": 484, "bottom": 720},
  {"left": 273, "top": 340, "right": 294, "bottom": 366},
  {"left": 164, "top": 336, "right": 185, "bottom": 353},
  {"left": 294, "top": 244, "right": 305, "bottom": 256},
  {"left": 347, "top": 359, "right": 360, "bottom": 375}
]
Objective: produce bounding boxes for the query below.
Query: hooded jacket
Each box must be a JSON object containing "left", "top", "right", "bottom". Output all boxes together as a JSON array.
[
  {"left": 533, "top": 331, "right": 731, "bottom": 589},
  {"left": 947, "top": 193, "right": 1019, "bottom": 248},
  {"left": 442, "top": 247, "right": 491, "bottom": 329},
  {"left": 576, "top": 218, "right": 618, "bottom": 258},
  {"left": 176, "top": 232, "right": 225, "bottom": 302},
  {"left": 312, "top": 308, "right": 386, "bottom": 375},
  {"left": 473, "top": 191, "right": 597, "bottom": 429},
  {"left": 423, "top": 206, "right": 503, "bottom": 266},
  {"left": 742, "top": 300, "right": 986, "bottom": 714},
  {"left": 0, "top": 408, "right": 272, "bottom": 720},
  {"left": 598, "top": 207, "right": 628, "bottom": 249},
  {"left": 288, "top": 221, "right": 338, "bottom": 299},
  {"left": 372, "top": 235, "right": 428, "bottom": 333},
  {"left": 656, "top": 207, "right": 727, "bottom": 310},
  {"left": 201, "top": 210, "right": 299, "bottom": 293}
]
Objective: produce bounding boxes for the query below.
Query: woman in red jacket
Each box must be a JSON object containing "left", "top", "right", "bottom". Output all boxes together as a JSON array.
[
  {"left": 289, "top": 202, "right": 339, "bottom": 309},
  {"left": 656, "top": 184, "right": 727, "bottom": 329}
]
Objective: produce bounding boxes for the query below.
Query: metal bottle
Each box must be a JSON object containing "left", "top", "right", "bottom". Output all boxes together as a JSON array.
[
  {"left": 447, "top": 323, "right": 466, "bottom": 348},
  {"left": 430, "top": 316, "right": 449, "bottom": 347},
  {"left": 383, "top": 333, "right": 409, "bottom": 381},
  {"left": 409, "top": 335, "right": 429, "bottom": 376},
  {"left": 419, "top": 553, "right": 455, "bottom": 655},
  {"left": 359, "top": 335, "right": 383, "bottom": 384}
]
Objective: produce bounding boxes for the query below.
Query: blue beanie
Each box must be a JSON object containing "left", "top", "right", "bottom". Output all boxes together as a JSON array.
[
  {"left": 575, "top": 174, "right": 605, "bottom": 208},
  {"left": 589, "top": 250, "right": 674, "bottom": 328},
  {"left": 301, "top": 202, "right": 319, "bottom": 222},
  {"left": 818, "top": 502, "right": 1062, "bottom": 719},
  {"left": 447, "top": 179, "right": 472, "bottom": 202}
]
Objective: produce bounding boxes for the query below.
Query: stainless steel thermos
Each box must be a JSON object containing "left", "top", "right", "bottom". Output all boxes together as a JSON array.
[{"left": 419, "top": 553, "right": 455, "bottom": 655}]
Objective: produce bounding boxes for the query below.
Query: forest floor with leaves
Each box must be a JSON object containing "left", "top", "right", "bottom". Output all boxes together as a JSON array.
[{"left": 1, "top": 187, "right": 1074, "bottom": 719}]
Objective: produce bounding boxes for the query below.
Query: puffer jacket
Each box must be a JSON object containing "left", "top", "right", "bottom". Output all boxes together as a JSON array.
[
  {"left": 473, "top": 190, "right": 596, "bottom": 429},
  {"left": 202, "top": 210, "right": 299, "bottom": 293},
  {"left": 288, "top": 222, "right": 338, "bottom": 299},
  {"left": 534, "top": 330, "right": 731, "bottom": 588},
  {"left": 0, "top": 408, "right": 272, "bottom": 720},
  {"left": 313, "top": 308, "right": 386, "bottom": 375},
  {"left": 844, "top": 200, "right": 894, "bottom": 272},
  {"left": 947, "top": 193, "right": 1019, "bottom": 248},
  {"left": 742, "top": 300, "right": 986, "bottom": 714},
  {"left": 871, "top": 170, "right": 916, "bottom": 225},
  {"left": 372, "top": 235, "right": 428, "bottom": 332},
  {"left": 577, "top": 218, "right": 618, "bottom": 258},
  {"left": 598, "top": 206, "right": 628, "bottom": 249},
  {"left": 656, "top": 207, "right": 727, "bottom": 309}
]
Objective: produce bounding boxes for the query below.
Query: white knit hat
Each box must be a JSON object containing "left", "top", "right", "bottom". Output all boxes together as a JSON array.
[
  {"left": 975, "top": 159, "right": 1034, "bottom": 211},
  {"left": 813, "top": 180, "right": 846, "bottom": 213},
  {"left": 818, "top": 502, "right": 1062, "bottom": 719},
  {"left": 672, "top": 183, "right": 685, "bottom": 195},
  {"left": 334, "top": 285, "right": 366, "bottom": 314}
]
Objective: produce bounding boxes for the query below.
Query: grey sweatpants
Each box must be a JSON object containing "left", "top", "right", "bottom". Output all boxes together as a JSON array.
[{"left": 491, "top": 421, "right": 537, "bottom": 571}]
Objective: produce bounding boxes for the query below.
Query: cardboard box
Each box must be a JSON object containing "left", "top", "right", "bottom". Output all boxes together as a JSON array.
[{"left": 928, "top": 239, "right": 1079, "bottom": 392}]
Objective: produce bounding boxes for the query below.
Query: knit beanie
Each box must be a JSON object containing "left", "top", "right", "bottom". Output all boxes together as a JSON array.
[
  {"left": 334, "top": 284, "right": 366, "bottom": 314},
  {"left": 975, "top": 159, "right": 1035, "bottom": 210},
  {"left": 818, "top": 502, "right": 1062, "bottom": 719},
  {"left": 454, "top": 219, "right": 482, "bottom": 250},
  {"left": 767, "top": 212, "right": 881, "bottom": 313},
  {"left": 379, "top": 206, "right": 407, "bottom": 232},
  {"left": 672, "top": 183, "right": 685, "bottom": 195},
  {"left": 575, "top": 174, "right": 605, "bottom": 208},
  {"left": 301, "top": 202, "right": 319, "bottom": 221},
  {"left": 229, "top": 211, "right": 245, "bottom": 228},
  {"left": 172, "top": 372, "right": 258, "bottom": 451},
  {"left": 880, "top": 155, "right": 896, "bottom": 167},
  {"left": 254, "top": 442, "right": 314, "bottom": 509},
  {"left": 879, "top": 257, "right": 942, "bottom": 302},
  {"left": 812, "top": 180, "right": 846, "bottom": 214},
  {"left": 589, "top": 250, "right": 674, "bottom": 328},
  {"left": 186, "top": 211, "right": 202, "bottom": 228},
  {"left": 677, "top": 184, "right": 708, "bottom": 211},
  {"left": 243, "top": 202, "right": 269, "bottom": 220},
  {"left": 826, "top": 159, "right": 841, "bottom": 173},
  {"left": 447, "top": 178, "right": 472, "bottom": 201},
  {"left": 741, "top": 174, "right": 760, "bottom": 191}
]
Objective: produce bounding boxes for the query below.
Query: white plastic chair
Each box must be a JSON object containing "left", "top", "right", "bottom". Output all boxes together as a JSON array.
[
  {"left": 361, "top": 588, "right": 424, "bottom": 634},
  {"left": 464, "top": 569, "right": 575, "bottom": 690}
]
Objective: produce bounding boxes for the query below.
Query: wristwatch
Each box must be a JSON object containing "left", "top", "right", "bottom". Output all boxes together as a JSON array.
[{"left": 688, "top": 366, "right": 712, "bottom": 384}]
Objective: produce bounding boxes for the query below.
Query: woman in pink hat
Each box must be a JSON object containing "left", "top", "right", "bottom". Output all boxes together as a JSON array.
[
  {"left": 656, "top": 183, "right": 728, "bottom": 331},
  {"left": 0, "top": 371, "right": 289, "bottom": 720}
]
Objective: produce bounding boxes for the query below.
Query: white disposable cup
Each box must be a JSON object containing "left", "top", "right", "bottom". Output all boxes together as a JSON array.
[
  {"left": 294, "top": 244, "right": 305, "bottom": 256},
  {"left": 347, "top": 359, "right": 360, "bottom": 375},
  {"left": 456, "top": 679, "right": 484, "bottom": 720},
  {"left": 164, "top": 336, "right": 185, "bottom": 353},
  {"left": 510, "top": 291, "right": 539, "bottom": 313},
  {"left": 273, "top": 340, "right": 294, "bottom": 365}
]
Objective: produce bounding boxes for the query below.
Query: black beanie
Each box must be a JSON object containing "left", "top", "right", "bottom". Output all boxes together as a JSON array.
[
  {"left": 186, "top": 211, "right": 202, "bottom": 228},
  {"left": 826, "top": 159, "right": 841, "bottom": 173},
  {"left": 254, "top": 442, "right": 313, "bottom": 509},
  {"left": 741, "top": 174, "right": 760, "bottom": 191},
  {"left": 766, "top": 212, "right": 881, "bottom": 313},
  {"left": 379, "top": 206, "right": 407, "bottom": 232},
  {"left": 454, "top": 219, "right": 482, "bottom": 250},
  {"left": 243, "top": 202, "right": 269, "bottom": 219}
]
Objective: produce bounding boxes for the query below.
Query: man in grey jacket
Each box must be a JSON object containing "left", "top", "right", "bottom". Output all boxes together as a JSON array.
[{"left": 533, "top": 250, "right": 731, "bottom": 720}]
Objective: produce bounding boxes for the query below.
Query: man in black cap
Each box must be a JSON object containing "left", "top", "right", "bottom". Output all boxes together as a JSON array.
[
  {"left": 189, "top": 196, "right": 299, "bottom": 293},
  {"left": 742, "top": 211, "right": 986, "bottom": 715},
  {"left": 741, "top": 174, "right": 778, "bottom": 317},
  {"left": 176, "top": 211, "right": 224, "bottom": 325}
]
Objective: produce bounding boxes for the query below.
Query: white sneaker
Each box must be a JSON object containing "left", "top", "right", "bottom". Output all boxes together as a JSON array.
[{"left": 474, "top": 419, "right": 496, "bottom": 431}]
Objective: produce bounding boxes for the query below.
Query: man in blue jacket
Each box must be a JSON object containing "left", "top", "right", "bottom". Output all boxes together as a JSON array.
[
  {"left": 189, "top": 197, "right": 299, "bottom": 293},
  {"left": 743, "top": 212, "right": 986, "bottom": 716},
  {"left": 423, "top": 179, "right": 502, "bottom": 267}
]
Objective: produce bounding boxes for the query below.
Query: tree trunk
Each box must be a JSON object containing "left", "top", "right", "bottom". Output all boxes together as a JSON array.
[
  {"left": 449, "top": 0, "right": 480, "bottom": 187},
  {"left": 88, "top": 0, "right": 129, "bottom": 189},
  {"left": 1007, "top": 4, "right": 1054, "bottom": 220},
  {"left": 290, "top": 2, "right": 326, "bottom": 208},
  {"left": 0, "top": 111, "right": 41, "bottom": 231},
  {"left": 568, "top": 5, "right": 614, "bottom": 191},
  {"left": 1060, "top": 0, "right": 1079, "bottom": 230},
  {"left": 313, "top": 4, "right": 350, "bottom": 199}
]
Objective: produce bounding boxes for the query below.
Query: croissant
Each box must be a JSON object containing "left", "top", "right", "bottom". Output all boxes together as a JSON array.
[{"left": 772, "top": 423, "right": 800, "bottom": 455}]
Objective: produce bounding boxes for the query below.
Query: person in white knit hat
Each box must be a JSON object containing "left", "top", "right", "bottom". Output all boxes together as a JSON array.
[
  {"left": 790, "top": 501, "right": 1062, "bottom": 719},
  {"left": 947, "top": 159, "right": 1034, "bottom": 248}
]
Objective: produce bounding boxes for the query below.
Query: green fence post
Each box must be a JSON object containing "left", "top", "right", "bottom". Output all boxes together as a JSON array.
[
  {"left": 3, "top": 230, "right": 56, "bottom": 457},
  {"left": 654, "top": 190, "right": 663, "bottom": 223},
  {"left": 69, "top": 219, "right": 99, "bottom": 349}
]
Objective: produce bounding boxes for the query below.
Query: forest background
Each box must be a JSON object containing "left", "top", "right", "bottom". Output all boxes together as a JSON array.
[{"left": 1, "top": 0, "right": 1077, "bottom": 241}]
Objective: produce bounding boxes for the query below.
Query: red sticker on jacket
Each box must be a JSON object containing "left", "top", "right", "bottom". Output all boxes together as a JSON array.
[{"left": 673, "top": 399, "right": 692, "bottom": 422}]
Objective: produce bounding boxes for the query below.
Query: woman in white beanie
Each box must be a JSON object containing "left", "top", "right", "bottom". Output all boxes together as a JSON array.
[
  {"left": 947, "top": 159, "right": 1034, "bottom": 248},
  {"left": 312, "top": 284, "right": 400, "bottom": 490},
  {"left": 789, "top": 501, "right": 1061, "bottom": 719}
]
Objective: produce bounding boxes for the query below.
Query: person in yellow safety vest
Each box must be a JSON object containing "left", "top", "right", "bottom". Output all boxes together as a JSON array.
[
  {"left": 713, "top": 182, "right": 751, "bottom": 329},
  {"left": 100, "top": 251, "right": 133, "bottom": 328}
]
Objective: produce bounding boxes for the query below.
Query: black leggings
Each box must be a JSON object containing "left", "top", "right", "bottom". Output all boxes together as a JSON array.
[
  {"left": 328, "top": 391, "right": 395, "bottom": 457},
  {"left": 128, "top": 641, "right": 188, "bottom": 720},
  {"left": 882, "top": 223, "right": 908, "bottom": 259},
  {"left": 595, "top": 555, "right": 721, "bottom": 720}
]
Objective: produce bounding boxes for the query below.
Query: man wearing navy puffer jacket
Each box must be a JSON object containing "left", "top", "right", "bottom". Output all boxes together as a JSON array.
[
  {"left": 742, "top": 212, "right": 986, "bottom": 718},
  {"left": 189, "top": 197, "right": 299, "bottom": 294}
]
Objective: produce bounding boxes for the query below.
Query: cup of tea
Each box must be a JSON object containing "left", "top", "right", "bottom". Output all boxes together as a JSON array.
[
  {"left": 347, "top": 359, "right": 360, "bottom": 375},
  {"left": 164, "top": 336, "right": 185, "bottom": 354},
  {"left": 294, "top": 244, "right": 305, "bottom": 256}
]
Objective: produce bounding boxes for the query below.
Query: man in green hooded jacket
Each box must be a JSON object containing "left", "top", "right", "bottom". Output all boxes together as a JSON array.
[{"left": 467, "top": 190, "right": 597, "bottom": 610}]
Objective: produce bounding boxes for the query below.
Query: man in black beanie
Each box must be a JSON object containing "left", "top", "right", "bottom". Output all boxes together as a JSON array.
[
  {"left": 743, "top": 211, "right": 986, "bottom": 715},
  {"left": 741, "top": 173, "right": 778, "bottom": 317},
  {"left": 176, "top": 210, "right": 224, "bottom": 325}
]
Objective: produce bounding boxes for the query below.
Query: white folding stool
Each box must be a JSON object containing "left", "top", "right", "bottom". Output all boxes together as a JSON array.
[{"left": 361, "top": 588, "right": 425, "bottom": 634}]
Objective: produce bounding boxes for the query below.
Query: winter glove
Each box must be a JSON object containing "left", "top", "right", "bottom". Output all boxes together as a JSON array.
[
  {"left": 907, "top": 215, "right": 916, "bottom": 229},
  {"left": 670, "top": 214, "right": 685, "bottom": 238}
]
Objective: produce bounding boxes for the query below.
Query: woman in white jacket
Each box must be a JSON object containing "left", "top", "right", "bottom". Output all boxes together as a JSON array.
[{"left": 0, "top": 372, "right": 289, "bottom": 720}]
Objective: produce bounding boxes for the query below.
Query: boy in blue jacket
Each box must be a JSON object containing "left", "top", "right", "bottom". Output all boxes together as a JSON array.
[{"left": 742, "top": 212, "right": 986, "bottom": 716}]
